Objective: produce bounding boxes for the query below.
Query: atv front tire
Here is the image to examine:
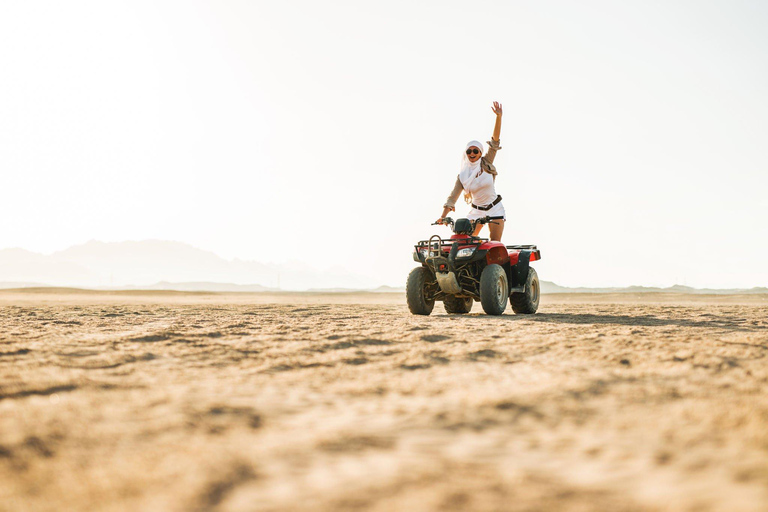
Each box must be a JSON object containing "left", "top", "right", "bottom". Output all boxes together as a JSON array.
[
  {"left": 510, "top": 267, "right": 540, "bottom": 314},
  {"left": 406, "top": 267, "right": 435, "bottom": 315},
  {"left": 444, "top": 295, "right": 473, "bottom": 314},
  {"left": 480, "top": 264, "right": 508, "bottom": 315}
]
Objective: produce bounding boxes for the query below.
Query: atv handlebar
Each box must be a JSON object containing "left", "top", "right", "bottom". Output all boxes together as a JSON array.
[
  {"left": 432, "top": 217, "right": 454, "bottom": 226},
  {"left": 432, "top": 216, "right": 498, "bottom": 227},
  {"left": 476, "top": 216, "right": 499, "bottom": 226}
]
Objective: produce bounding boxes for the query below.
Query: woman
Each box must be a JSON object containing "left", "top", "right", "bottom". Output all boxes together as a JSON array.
[{"left": 436, "top": 101, "right": 505, "bottom": 241}]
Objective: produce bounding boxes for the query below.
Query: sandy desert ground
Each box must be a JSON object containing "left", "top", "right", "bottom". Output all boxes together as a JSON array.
[{"left": 0, "top": 290, "right": 767, "bottom": 512}]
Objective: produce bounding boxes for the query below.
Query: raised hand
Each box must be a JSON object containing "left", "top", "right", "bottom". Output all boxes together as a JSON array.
[{"left": 491, "top": 101, "right": 503, "bottom": 116}]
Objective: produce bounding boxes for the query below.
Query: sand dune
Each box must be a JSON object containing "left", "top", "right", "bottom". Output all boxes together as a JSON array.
[{"left": 1, "top": 291, "right": 766, "bottom": 511}]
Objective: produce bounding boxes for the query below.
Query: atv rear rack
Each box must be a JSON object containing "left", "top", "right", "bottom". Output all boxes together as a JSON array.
[{"left": 506, "top": 244, "right": 541, "bottom": 261}]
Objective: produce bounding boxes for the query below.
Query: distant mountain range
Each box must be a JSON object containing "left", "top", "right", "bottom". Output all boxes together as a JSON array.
[
  {"left": 2, "top": 280, "right": 765, "bottom": 294},
  {"left": 1, "top": 241, "right": 765, "bottom": 294},
  {"left": 538, "top": 282, "right": 768, "bottom": 295},
  {"left": 288, "top": 283, "right": 768, "bottom": 294},
  {"left": 0, "top": 240, "right": 378, "bottom": 291}
]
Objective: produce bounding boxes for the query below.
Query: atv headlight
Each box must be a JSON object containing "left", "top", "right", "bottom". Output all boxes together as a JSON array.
[{"left": 456, "top": 247, "right": 476, "bottom": 258}]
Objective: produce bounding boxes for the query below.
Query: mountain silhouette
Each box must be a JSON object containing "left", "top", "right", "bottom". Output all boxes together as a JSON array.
[
  {"left": 0, "top": 240, "right": 377, "bottom": 290},
  {"left": 1, "top": 241, "right": 765, "bottom": 293}
]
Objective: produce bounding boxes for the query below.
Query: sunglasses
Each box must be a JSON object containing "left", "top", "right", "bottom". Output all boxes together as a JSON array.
[{"left": 466, "top": 148, "right": 480, "bottom": 155}]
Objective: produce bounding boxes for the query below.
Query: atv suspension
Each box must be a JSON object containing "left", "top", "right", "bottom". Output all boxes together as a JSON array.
[{"left": 454, "top": 262, "right": 482, "bottom": 299}]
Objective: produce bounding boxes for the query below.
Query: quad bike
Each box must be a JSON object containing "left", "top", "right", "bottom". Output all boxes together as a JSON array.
[{"left": 407, "top": 217, "right": 541, "bottom": 316}]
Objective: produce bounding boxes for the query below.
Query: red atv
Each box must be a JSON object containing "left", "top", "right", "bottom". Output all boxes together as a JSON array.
[{"left": 407, "top": 216, "right": 541, "bottom": 316}]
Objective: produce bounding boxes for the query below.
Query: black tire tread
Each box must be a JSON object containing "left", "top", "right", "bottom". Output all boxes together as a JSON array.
[
  {"left": 510, "top": 267, "right": 540, "bottom": 314},
  {"left": 406, "top": 267, "right": 435, "bottom": 315},
  {"left": 479, "top": 264, "right": 508, "bottom": 315},
  {"left": 444, "top": 295, "right": 473, "bottom": 314}
]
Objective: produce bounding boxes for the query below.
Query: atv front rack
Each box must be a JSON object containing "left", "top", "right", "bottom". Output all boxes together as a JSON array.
[
  {"left": 415, "top": 236, "right": 489, "bottom": 250},
  {"left": 415, "top": 241, "right": 538, "bottom": 252}
]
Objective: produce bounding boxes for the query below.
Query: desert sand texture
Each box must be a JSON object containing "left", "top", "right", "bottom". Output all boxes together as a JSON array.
[{"left": 1, "top": 289, "right": 767, "bottom": 512}]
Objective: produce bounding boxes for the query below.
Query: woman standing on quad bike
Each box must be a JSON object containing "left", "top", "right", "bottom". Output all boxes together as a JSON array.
[{"left": 436, "top": 101, "right": 505, "bottom": 241}]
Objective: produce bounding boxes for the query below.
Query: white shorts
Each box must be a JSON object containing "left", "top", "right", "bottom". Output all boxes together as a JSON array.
[{"left": 466, "top": 200, "right": 506, "bottom": 221}]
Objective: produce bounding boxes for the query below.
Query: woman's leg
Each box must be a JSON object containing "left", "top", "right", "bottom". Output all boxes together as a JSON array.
[
  {"left": 488, "top": 219, "right": 505, "bottom": 241},
  {"left": 472, "top": 219, "right": 504, "bottom": 240}
]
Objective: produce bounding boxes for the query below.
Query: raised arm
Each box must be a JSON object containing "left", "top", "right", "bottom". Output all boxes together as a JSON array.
[
  {"left": 483, "top": 102, "right": 503, "bottom": 166},
  {"left": 491, "top": 101, "right": 502, "bottom": 141}
]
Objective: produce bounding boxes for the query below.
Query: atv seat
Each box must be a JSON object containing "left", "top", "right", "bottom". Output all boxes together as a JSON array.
[{"left": 453, "top": 218, "right": 474, "bottom": 235}]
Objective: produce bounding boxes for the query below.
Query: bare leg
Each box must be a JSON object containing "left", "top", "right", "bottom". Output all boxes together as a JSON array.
[
  {"left": 472, "top": 220, "right": 505, "bottom": 241},
  {"left": 488, "top": 220, "right": 505, "bottom": 241}
]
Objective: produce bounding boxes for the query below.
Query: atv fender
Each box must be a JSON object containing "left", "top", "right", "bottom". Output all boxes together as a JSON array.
[
  {"left": 508, "top": 250, "right": 534, "bottom": 292},
  {"left": 477, "top": 242, "right": 509, "bottom": 266}
]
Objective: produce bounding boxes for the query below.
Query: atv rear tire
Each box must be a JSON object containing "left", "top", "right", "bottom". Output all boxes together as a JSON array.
[
  {"left": 480, "top": 264, "right": 508, "bottom": 315},
  {"left": 407, "top": 267, "right": 435, "bottom": 315},
  {"left": 510, "top": 267, "right": 540, "bottom": 314},
  {"left": 444, "top": 295, "right": 473, "bottom": 314}
]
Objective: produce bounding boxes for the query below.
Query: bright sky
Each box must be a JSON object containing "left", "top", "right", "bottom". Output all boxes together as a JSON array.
[{"left": 1, "top": 0, "right": 766, "bottom": 289}]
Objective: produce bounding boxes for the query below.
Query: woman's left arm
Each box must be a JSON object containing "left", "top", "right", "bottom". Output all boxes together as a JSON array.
[
  {"left": 484, "top": 101, "right": 503, "bottom": 165},
  {"left": 491, "top": 101, "right": 502, "bottom": 141}
]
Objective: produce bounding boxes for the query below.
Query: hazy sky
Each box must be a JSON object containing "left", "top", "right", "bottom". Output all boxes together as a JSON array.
[{"left": 1, "top": 0, "right": 767, "bottom": 288}]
